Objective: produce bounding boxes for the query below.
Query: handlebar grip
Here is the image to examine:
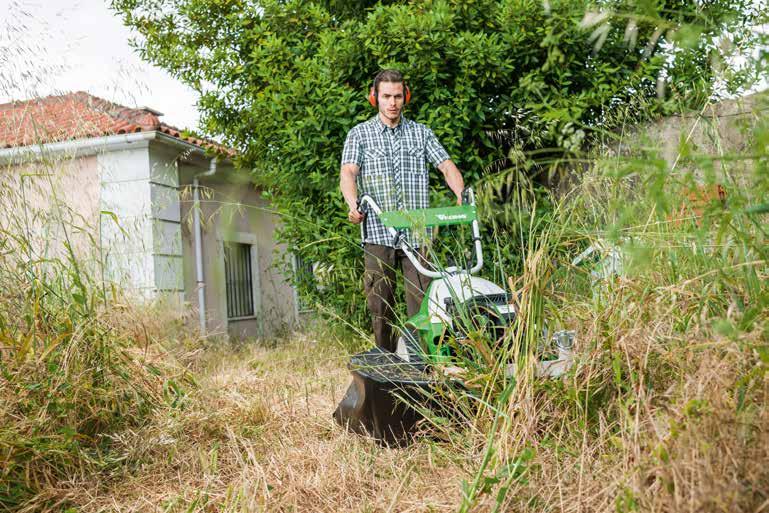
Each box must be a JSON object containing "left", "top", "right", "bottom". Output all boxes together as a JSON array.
[
  {"left": 356, "top": 198, "right": 368, "bottom": 245},
  {"left": 461, "top": 188, "right": 471, "bottom": 205}
]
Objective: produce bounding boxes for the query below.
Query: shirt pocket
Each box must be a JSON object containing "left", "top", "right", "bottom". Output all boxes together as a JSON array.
[
  {"left": 361, "top": 147, "right": 394, "bottom": 209},
  {"left": 403, "top": 145, "right": 427, "bottom": 175},
  {"left": 362, "top": 147, "right": 389, "bottom": 175}
]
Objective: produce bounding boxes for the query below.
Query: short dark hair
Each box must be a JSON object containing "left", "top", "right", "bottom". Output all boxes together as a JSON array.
[{"left": 373, "top": 69, "right": 405, "bottom": 94}]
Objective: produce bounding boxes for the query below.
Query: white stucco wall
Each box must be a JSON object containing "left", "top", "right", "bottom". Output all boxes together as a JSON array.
[
  {"left": 179, "top": 167, "right": 298, "bottom": 339},
  {"left": 98, "top": 142, "right": 184, "bottom": 304},
  {"left": 0, "top": 154, "right": 101, "bottom": 271}
]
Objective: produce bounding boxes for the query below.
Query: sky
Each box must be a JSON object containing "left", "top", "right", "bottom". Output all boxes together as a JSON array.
[{"left": 0, "top": 0, "right": 201, "bottom": 130}]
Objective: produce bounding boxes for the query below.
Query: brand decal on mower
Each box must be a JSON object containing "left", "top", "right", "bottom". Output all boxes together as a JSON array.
[{"left": 435, "top": 213, "right": 467, "bottom": 221}]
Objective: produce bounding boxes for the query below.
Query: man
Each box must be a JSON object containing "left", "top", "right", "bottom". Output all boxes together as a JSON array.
[{"left": 339, "top": 69, "right": 465, "bottom": 352}]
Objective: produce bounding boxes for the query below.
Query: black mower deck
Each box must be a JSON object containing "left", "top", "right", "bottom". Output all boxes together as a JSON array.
[
  {"left": 349, "top": 348, "right": 431, "bottom": 384},
  {"left": 333, "top": 347, "right": 436, "bottom": 444}
]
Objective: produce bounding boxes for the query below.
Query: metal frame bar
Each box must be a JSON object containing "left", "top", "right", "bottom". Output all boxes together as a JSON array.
[{"left": 358, "top": 187, "right": 484, "bottom": 279}]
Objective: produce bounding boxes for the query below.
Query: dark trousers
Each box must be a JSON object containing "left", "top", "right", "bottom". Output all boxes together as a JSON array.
[{"left": 363, "top": 244, "right": 429, "bottom": 352}]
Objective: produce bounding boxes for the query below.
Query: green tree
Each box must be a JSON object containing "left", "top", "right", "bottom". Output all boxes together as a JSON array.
[{"left": 111, "top": 0, "right": 761, "bottom": 330}]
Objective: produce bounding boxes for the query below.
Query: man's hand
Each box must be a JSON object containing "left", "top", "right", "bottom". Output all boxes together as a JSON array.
[{"left": 348, "top": 208, "right": 365, "bottom": 224}]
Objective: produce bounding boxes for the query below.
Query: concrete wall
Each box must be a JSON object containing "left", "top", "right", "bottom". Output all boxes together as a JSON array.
[
  {"left": 613, "top": 92, "right": 767, "bottom": 180},
  {"left": 0, "top": 154, "right": 101, "bottom": 271},
  {"left": 179, "top": 165, "right": 297, "bottom": 339},
  {"left": 98, "top": 142, "right": 184, "bottom": 304}
]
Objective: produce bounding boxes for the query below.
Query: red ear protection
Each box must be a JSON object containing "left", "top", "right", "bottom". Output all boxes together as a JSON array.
[{"left": 368, "top": 83, "right": 411, "bottom": 107}]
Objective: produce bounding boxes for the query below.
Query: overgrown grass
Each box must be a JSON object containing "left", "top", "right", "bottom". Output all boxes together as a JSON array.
[
  {"left": 0, "top": 168, "right": 200, "bottom": 510},
  {"left": 419, "top": 94, "right": 769, "bottom": 512},
  {"left": 2, "top": 96, "right": 768, "bottom": 512}
]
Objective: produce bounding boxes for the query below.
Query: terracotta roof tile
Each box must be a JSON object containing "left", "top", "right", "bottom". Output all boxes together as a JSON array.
[{"left": 0, "top": 91, "right": 233, "bottom": 156}]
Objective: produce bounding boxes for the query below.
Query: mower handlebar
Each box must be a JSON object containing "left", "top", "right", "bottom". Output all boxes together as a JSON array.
[{"left": 357, "top": 187, "right": 483, "bottom": 278}]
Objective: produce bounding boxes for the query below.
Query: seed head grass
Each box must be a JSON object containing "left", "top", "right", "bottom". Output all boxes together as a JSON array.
[{"left": 2, "top": 93, "right": 768, "bottom": 512}]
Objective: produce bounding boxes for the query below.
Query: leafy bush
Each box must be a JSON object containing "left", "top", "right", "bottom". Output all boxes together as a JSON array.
[{"left": 111, "top": 0, "right": 763, "bottom": 331}]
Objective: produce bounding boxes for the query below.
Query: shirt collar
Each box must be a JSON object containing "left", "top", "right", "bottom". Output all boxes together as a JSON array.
[{"left": 375, "top": 114, "right": 406, "bottom": 133}]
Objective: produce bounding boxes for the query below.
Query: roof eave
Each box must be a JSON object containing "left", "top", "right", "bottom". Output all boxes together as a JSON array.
[{"left": 0, "top": 130, "right": 231, "bottom": 166}]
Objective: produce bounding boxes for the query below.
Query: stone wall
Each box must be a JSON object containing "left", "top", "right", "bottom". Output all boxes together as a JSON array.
[{"left": 613, "top": 92, "right": 767, "bottom": 178}]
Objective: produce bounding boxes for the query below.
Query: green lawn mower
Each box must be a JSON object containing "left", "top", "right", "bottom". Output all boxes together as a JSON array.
[{"left": 333, "top": 188, "right": 574, "bottom": 443}]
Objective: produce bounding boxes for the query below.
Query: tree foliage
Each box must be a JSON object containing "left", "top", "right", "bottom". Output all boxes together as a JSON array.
[{"left": 111, "top": 0, "right": 762, "bottom": 329}]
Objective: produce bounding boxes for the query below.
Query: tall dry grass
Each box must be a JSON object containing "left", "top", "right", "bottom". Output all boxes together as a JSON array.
[
  {"left": 51, "top": 333, "right": 469, "bottom": 512},
  {"left": 0, "top": 154, "right": 201, "bottom": 511},
  {"left": 429, "top": 94, "right": 769, "bottom": 513}
]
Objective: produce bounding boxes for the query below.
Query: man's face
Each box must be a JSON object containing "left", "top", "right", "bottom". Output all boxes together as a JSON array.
[{"left": 377, "top": 81, "right": 405, "bottom": 123}]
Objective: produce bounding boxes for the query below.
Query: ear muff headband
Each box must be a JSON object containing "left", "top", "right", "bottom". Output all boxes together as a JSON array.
[{"left": 368, "top": 82, "right": 411, "bottom": 107}]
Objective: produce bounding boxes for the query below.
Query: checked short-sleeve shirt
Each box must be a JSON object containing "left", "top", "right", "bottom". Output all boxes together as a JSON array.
[{"left": 341, "top": 115, "right": 450, "bottom": 248}]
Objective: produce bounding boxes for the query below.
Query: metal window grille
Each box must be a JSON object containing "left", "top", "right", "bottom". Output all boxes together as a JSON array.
[{"left": 224, "top": 242, "right": 254, "bottom": 319}]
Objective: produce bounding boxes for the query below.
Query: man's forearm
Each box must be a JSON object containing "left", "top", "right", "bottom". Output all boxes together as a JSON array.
[
  {"left": 339, "top": 165, "right": 359, "bottom": 210},
  {"left": 438, "top": 160, "right": 465, "bottom": 200}
]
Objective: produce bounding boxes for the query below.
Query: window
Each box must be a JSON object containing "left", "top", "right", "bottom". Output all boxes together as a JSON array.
[{"left": 224, "top": 242, "right": 254, "bottom": 319}]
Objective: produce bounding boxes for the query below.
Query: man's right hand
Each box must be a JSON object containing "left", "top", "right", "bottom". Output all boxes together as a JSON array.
[{"left": 347, "top": 208, "right": 365, "bottom": 224}]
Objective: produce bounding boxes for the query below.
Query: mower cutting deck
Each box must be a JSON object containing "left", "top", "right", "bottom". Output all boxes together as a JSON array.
[
  {"left": 333, "top": 348, "right": 433, "bottom": 444},
  {"left": 333, "top": 188, "right": 574, "bottom": 443}
]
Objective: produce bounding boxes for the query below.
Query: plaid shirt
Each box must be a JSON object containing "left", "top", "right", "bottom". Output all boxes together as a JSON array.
[{"left": 341, "top": 115, "right": 450, "bottom": 247}]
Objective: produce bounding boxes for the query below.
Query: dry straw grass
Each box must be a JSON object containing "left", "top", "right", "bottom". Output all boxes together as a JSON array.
[
  {"left": 1, "top": 69, "right": 767, "bottom": 512},
  {"left": 50, "top": 334, "right": 470, "bottom": 512},
  {"left": 31, "top": 276, "right": 767, "bottom": 513}
]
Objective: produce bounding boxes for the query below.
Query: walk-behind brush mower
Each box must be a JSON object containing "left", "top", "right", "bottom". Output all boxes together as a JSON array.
[{"left": 333, "top": 188, "right": 574, "bottom": 444}]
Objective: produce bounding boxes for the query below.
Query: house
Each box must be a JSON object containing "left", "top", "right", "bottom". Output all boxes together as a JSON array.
[{"left": 0, "top": 91, "right": 299, "bottom": 338}]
